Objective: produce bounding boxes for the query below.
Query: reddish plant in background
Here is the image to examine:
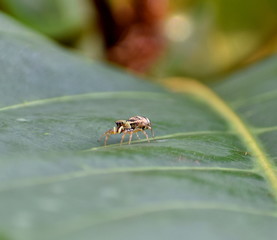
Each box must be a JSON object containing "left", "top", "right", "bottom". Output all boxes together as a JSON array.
[{"left": 92, "top": 0, "right": 168, "bottom": 73}]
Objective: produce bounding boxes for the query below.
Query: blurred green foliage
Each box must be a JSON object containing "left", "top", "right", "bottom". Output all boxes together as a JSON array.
[
  {"left": 155, "top": 0, "right": 277, "bottom": 79},
  {"left": 0, "top": 0, "right": 90, "bottom": 40},
  {"left": 0, "top": 0, "right": 277, "bottom": 79}
]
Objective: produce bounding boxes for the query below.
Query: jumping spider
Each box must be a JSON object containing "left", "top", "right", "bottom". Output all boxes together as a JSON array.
[{"left": 99, "top": 116, "right": 154, "bottom": 146}]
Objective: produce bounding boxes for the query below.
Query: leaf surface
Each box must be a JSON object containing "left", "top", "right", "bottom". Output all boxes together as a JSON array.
[{"left": 0, "top": 13, "right": 277, "bottom": 240}]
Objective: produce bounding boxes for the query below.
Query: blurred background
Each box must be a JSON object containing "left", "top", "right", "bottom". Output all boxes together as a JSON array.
[{"left": 1, "top": 0, "right": 277, "bottom": 81}]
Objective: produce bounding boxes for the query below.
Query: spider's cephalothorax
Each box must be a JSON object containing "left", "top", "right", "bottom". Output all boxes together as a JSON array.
[{"left": 99, "top": 116, "right": 154, "bottom": 146}]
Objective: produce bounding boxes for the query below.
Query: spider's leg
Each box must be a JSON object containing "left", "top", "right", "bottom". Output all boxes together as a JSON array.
[
  {"left": 128, "top": 131, "right": 134, "bottom": 144},
  {"left": 135, "top": 132, "right": 140, "bottom": 139},
  {"left": 98, "top": 134, "right": 105, "bottom": 142},
  {"left": 150, "top": 128, "right": 154, "bottom": 138},
  {"left": 99, "top": 127, "right": 117, "bottom": 145},
  {"left": 120, "top": 131, "right": 127, "bottom": 144},
  {"left": 142, "top": 130, "right": 150, "bottom": 142},
  {"left": 104, "top": 134, "right": 110, "bottom": 146}
]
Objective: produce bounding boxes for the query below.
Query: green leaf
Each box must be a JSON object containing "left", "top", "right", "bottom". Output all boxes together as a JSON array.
[
  {"left": 0, "top": 0, "right": 88, "bottom": 39},
  {"left": 1, "top": 13, "right": 277, "bottom": 240}
]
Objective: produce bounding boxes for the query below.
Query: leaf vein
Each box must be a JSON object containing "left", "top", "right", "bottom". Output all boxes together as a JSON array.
[
  {"left": 0, "top": 91, "right": 169, "bottom": 111},
  {"left": 163, "top": 78, "right": 277, "bottom": 202},
  {"left": 0, "top": 166, "right": 255, "bottom": 192},
  {"left": 50, "top": 201, "right": 277, "bottom": 238}
]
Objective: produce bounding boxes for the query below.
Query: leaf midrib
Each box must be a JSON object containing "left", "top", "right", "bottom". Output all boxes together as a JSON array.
[{"left": 163, "top": 78, "right": 277, "bottom": 202}]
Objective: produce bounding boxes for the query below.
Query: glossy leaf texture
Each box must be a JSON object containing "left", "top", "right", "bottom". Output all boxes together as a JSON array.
[{"left": 0, "top": 13, "right": 277, "bottom": 240}]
